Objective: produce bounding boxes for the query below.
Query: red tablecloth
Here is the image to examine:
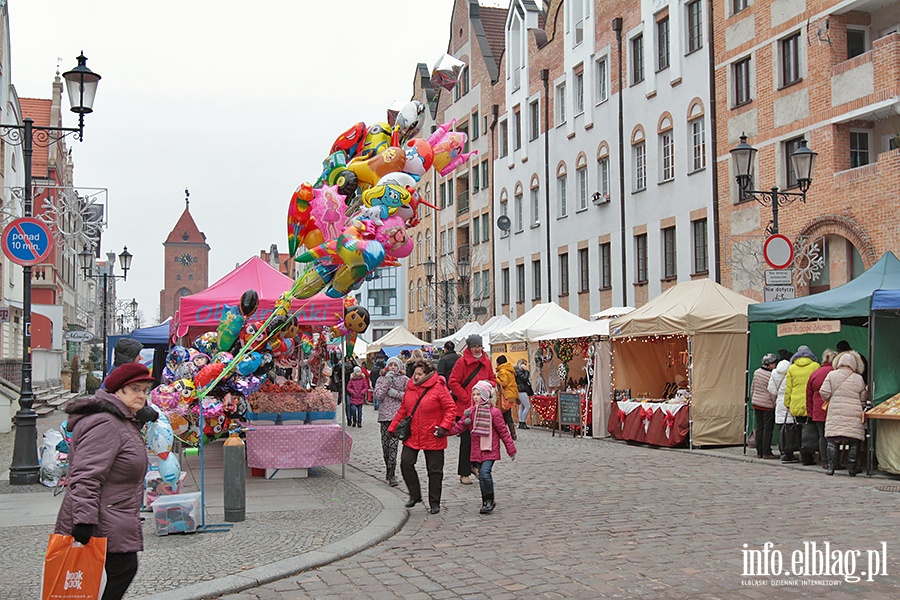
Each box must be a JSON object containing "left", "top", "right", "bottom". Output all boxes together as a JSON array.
[
  {"left": 607, "top": 401, "right": 690, "bottom": 447},
  {"left": 246, "top": 424, "right": 353, "bottom": 469},
  {"left": 531, "top": 393, "right": 592, "bottom": 427}
]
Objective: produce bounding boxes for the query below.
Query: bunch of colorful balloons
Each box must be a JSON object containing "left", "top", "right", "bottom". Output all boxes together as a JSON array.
[{"left": 287, "top": 72, "right": 475, "bottom": 300}]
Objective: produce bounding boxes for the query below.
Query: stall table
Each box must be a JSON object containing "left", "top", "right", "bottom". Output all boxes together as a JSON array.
[
  {"left": 531, "top": 393, "right": 592, "bottom": 430},
  {"left": 607, "top": 400, "right": 690, "bottom": 447},
  {"left": 246, "top": 424, "right": 353, "bottom": 474}
]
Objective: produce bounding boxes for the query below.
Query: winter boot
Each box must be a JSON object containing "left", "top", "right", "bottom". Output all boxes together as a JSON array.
[
  {"left": 479, "top": 494, "right": 495, "bottom": 514},
  {"left": 825, "top": 441, "right": 836, "bottom": 476},
  {"left": 847, "top": 442, "right": 860, "bottom": 477}
]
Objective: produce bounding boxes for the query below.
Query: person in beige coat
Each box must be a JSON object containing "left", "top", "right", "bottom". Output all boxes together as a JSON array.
[{"left": 820, "top": 351, "right": 867, "bottom": 476}]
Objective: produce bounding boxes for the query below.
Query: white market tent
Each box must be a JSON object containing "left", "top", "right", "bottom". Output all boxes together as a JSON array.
[
  {"left": 475, "top": 314, "right": 512, "bottom": 349},
  {"left": 366, "top": 326, "right": 428, "bottom": 353},
  {"left": 434, "top": 315, "right": 514, "bottom": 351},
  {"left": 433, "top": 321, "right": 481, "bottom": 350},
  {"left": 591, "top": 306, "right": 635, "bottom": 321},
  {"left": 490, "top": 302, "right": 591, "bottom": 343},
  {"left": 607, "top": 279, "right": 756, "bottom": 446}
]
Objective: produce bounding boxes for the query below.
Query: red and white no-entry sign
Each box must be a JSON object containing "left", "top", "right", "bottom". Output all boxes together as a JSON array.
[{"left": 763, "top": 234, "right": 794, "bottom": 269}]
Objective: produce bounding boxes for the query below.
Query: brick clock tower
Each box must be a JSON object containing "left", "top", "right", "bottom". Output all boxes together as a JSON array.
[{"left": 159, "top": 190, "right": 210, "bottom": 321}]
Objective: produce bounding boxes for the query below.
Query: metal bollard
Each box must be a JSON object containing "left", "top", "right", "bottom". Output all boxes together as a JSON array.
[{"left": 223, "top": 430, "right": 246, "bottom": 522}]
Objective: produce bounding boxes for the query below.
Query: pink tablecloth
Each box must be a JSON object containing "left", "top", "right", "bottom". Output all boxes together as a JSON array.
[{"left": 246, "top": 424, "right": 353, "bottom": 469}]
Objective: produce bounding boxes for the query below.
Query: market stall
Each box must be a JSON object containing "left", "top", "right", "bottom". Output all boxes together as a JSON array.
[
  {"left": 608, "top": 279, "right": 756, "bottom": 447},
  {"left": 365, "top": 325, "right": 428, "bottom": 356},
  {"left": 865, "top": 289, "right": 900, "bottom": 474}
]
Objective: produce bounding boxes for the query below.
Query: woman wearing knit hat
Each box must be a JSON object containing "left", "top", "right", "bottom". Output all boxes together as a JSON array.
[
  {"left": 374, "top": 357, "right": 408, "bottom": 486},
  {"left": 444, "top": 380, "right": 517, "bottom": 514}
]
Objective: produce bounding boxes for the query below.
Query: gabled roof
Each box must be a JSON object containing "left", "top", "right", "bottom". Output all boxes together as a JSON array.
[
  {"left": 20, "top": 98, "right": 52, "bottom": 178},
  {"left": 476, "top": 4, "right": 508, "bottom": 78},
  {"left": 164, "top": 208, "right": 208, "bottom": 246}
]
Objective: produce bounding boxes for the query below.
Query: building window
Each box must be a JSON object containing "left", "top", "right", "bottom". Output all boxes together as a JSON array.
[
  {"left": 417, "top": 280, "right": 423, "bottom": 310},
  {"left": 850, "top": 131, "right": 870, "bottom": 168},
  {"left": 513, "top": 105, "right": 522, "bottom": 150},
  {"left": 733, "top": 57, "right": 751, "bottom": 107},
  {"left": 781, "top": 33, "right": 801, "bottom": 87},
  {"left": 439, "top": 182, "right": 447, "bottom": 209},
  {"left": 595, "top": 57, "right": 608, "bottom": 103},
  {"left": 577, "top": 166, "right": 588, "bottom": 210},
  {"left": 481, "top": 270, "right": 490, "bottom": 300},
  {"left": 473, "top": 216, "right": 481, "bottom": 245},
  {"left": 531, "top": 186, "right": 540, "bottom": 226},
  {"left": 440, "top": 230, "right": 446, "bottom": 255},
  {"left": 529, "top": 100, "right": 540, "bottom": 140},
  {"left": 472, "top": 272, "right": 482, "bottom": 300},
  {"left": 502, "top": 267, "right": 510, "bottom": 304},
  {"left": 500, "top": 120, "right": 509, "bottom": 157},
  {"left": 559, "top": 253, "right": 569, "bottom": 295},
  {"left": 578, "top": 248, "right": 589, "bottom": 293},
  {"left": 784, "top": 136, "right": 804, "bottom": 188},
  {"left": 597, "top": 157, "right": 610, "bottom": 200},
  {"left": 481, "top": 160, "right": 489, "bottom": 189},
  {"left": 657, "top": 17, "right": 670, "bottom": 71},
  {"left": 532, "top": 259, "right": 542, "bottom": 300},
  {"left": 557, "top": 174, "right": 568, "bottom": 218},
  {"left": 635, "top": 234, "right": 648, "bottom": 284},
  {"left": 662, "top": 227, "right": 676, "bottom": 279},
  {"left": 733, "top": 0, "right": 748, "bottom": 15},
  {"left": 691, "top": 118, "right": 706, "bottom": 172},
  {"left": 847, "top": 29, "right": 867, "bottom": 60},
  {"left": 514, "top": 193, "right": 524, "bottom": 232},
  {"left": 516, "top": 264, "right": 525, "bottom": 303},
  {"left": 692, "top": 219, "right": 708, "bottom": 274},
  {"left": 631, "top": 35, "right": 644, "bottom": 84},
  {"left": 472, "top": 110, "right": 480, "bottom": 139},
  {"left": 556, "top": 83, "right": 567, "bottom": 124},
  {"left": 660, "top": 131, "right": 675, "bottom": 182},
  {"left": 574, "top": 69, "right": 584, "bottom": 115},
  {"left": 408, "top": 283, "right": 414, "bottom": 312},
  {"left": 633, "top": 142, "right": 647, "bottom": 191},
  {"left": 572, "top": 0, "right": 585, "bottom": 45},
  {"left": 473, "top": 164, "right": 480, "bottom": 192},
  {"left": 687, "top": 1, "right": 703, "bottom": 53},
  {"left": 600, "top": 243, "right": 612, "bottom": 289},
  {"left": 500, "top": 201, "right": 509, "bottom": 238},
  {"left": 482, "top": 213, "right": 489, "bottom": 242}
]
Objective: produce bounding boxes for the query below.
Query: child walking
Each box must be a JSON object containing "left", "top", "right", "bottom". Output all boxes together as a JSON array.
[
  {"left": 346, "top": 366, "right": 368, "bottom": 427},
  {"left": 444, "top": 380, "right": 516, "bottom": 514}
]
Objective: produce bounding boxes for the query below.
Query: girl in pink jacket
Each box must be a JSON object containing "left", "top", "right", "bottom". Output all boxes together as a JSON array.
[
  {"left": 445, "top": 380, "right": 516, "bottom": 514},
  {"left": 346, "top": 367, "right": 369, "bottom": 427}
]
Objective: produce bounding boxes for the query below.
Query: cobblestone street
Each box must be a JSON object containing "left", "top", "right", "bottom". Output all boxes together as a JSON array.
[{"left": 221, "top": 412, "right": 900, "bottom": 599}]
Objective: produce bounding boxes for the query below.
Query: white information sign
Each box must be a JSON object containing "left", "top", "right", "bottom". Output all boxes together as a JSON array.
[
  {"left": 764, "top": 285, "right": 796, "bottom": 302},
  {"left": 765, "top": 270, "right": 793, "bottom": 285}
]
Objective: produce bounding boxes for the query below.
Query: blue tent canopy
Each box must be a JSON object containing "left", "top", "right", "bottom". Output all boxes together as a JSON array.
[
  {"left": 130, "top": 321, "right": 171, "bottom": 347},
  {"left": 872, "top": 289, "right": 900, "bottom": 311},
  {"left": 749, "top": 252, "right": 900, "bottom": 322}
]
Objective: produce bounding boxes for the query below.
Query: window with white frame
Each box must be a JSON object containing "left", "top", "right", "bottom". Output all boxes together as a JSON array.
[
  {"left": 440, "top": 230, "right": 446, "bottom": 255},
  {"left": 559, "top": 253, "right": 569, "bottom": 295},
  {"left": 481, "top": 270, "right": 490, "bottom": 299},
  {"left": 472, "top": 110, "right": 480, "bottom": 140},
  {"left": 692, "top": 219, "right": 708, "bottom": 274},
  {"left": 408, "top": 282, "right": 414, "bottom": 312},
  {"left": 529, "top": 100, "right": 540, "bottom": 140},
  {"left": 447, "top": 227, "right": 454, "bottom": 253},
  {"left": 632, "top": 34, "right": 644, "bottom": 84},
  {"left": 417, "top": 280, "right": 423, "bottom": 310},
  {"left": 472, "top": 272, "right": 481, "bottom": 300},
  {"left": 473, "top": 216, "right": 480, "bottom": 245},
  {"left": 732, "top": 0, "right": 748, "bottom": 16},
  {"left": 513, "top": 105, "right": 522, "bottom": 150},
  {"left": 733, "top": 57, "right": 752, "bottom": 107},
  {"left": 783, "top": 136, "right": 804, "bottom": 188},
  {"left": 502, "top": 267, "right": 510, "bottom": 304},
  {"left": 600, "top": 243, "right": 612, "bottom": 289},
  {"left": 516, "top": 264, "right": 525, "bottom": 303},
  {"left": 781, "top": 32, "right": 801, "bottom": 87},
  {"left": 660, "top": 129, "right": 675, "bottom": 182},
  {"left": 578, "top": 248, "right": 589, "bottom": 293},
  {"left": 557, "top": 174, "right": 568, "bottom": 218},
  {"left": 662, "top": 227, "right": 676, "bottom": 279},
  {"left": 657, "top": 17, "right": 670, "bottom": 71},
  {"left": 500, "top": 120, "right": 509, "bottom": 157},
  {"left": 574, "top": 68, "right": 584, "bottom": 115},
  {"left": 514, "top": 193, "right": 524, "bottom": 232},
  {"left": 577, "top": 165, "right": 588, "bottom": 210},
  {"left": 481, "top": 160, "right": 489, "bottom": 189},
  {"left": 633, "top": 141, "right": 647, "bottom": 191},
  {"left": 473, "top": 164, "right": 480, "bottom": 192},
  {"left": 556, "top": 83, "right": 567, "bottom": 124},
  {"left": 595, "top": 56, "right": 609, "bottom": 103},
  {"left": 597, "top": 155, "right": 610, "bottom": 201},
  {"left": 531, "top": 186, "right": 541, "bottom": 226},
  {"left": 416, "top": 233, "right": 423, "bottom": 264},
  {"left": 500, "top": 200, "right": 509, "bottom": 238},
  {"left": 532, "top": 259, "right": 542, "bottom": 300},
  {"left": 572, "top": 0, "right": 585, "bottom": 46},
  {"left": 687, "top": 1, "right": 703, "bottom": 54},
  {"left": 425, "top": 229, "right": 431, "bottom": 260},
  {"left": 690, "top": 117, "right": 706, "bottom": 172},
  {"left": 850, "top": 130, "right": 870, "bottom": 168},
  {"left": 635, "top": 234, "right": 648, "bottom": 283},
  {"left": 847, "top": 28, "right": 868, "bottom": 60},
  {"left": 482, "top": 214, "right": 489, "bottom": 242}
]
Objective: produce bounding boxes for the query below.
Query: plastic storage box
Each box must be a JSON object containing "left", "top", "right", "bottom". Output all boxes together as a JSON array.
[{"left": 151, "top": 492, "right": 201, "bottom": 536}]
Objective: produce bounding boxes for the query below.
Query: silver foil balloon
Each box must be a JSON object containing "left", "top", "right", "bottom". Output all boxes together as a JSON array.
[{"left": 431, "top": 53, "right": 465, "bottom": 92}]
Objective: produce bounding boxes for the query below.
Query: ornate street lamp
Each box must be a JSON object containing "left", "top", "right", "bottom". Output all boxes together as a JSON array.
[{"left": 79, "top": 245, "right": 133, "bottom": 375}]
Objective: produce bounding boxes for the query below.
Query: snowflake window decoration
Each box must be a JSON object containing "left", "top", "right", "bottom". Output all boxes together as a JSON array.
[
  {"left": 792, "top": 236, "right": 824, "bottom": 285},
  {"left": 727, "top": 237, "right": 765, "bottom": 289}
]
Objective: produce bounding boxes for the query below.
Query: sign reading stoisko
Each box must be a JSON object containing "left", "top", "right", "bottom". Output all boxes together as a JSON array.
[{"left": 777, "top": 320, "right": 842, "bottom": 337}]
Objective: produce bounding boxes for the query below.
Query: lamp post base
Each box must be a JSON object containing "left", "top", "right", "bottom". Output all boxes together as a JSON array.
[{"left": 9, "top": 403, "right": 40, "bottom": 484}]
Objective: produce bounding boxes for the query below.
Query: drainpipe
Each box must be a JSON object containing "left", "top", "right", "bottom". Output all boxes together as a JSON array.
[
  {"left": 613, "top": 17, "right": 627, "bottom": 306},
  {"left": 706, "top": 0, "right": 721, "bottom": 283},
  {"left": 490, "top": 104, "right": 499, "bottom": 316},
  {"left": 541, "top": 68, "right": 553, "bottom": 302}
]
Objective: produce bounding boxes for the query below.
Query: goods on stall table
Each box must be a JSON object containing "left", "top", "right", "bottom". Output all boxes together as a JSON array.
[
  {"left": 247, "top": 382, "right": 336, "bottom": 423},
  {"left": 866, "top": 392, "right": 900, "bottom": 420}
]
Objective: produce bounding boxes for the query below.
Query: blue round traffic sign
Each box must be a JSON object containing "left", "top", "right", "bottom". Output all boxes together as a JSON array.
[{"left": 2, "top": 218, "right": 53, "bottom": 266}]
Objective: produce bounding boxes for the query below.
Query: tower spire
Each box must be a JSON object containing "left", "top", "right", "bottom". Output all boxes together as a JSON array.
[{"left": 185, "top": 188, "right": 190, "bottom": 210}]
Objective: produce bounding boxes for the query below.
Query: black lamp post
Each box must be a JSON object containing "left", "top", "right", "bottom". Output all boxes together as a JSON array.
[
  {"left": 4, "top": 53, "right": 101, "bottom": 485},
  {"left": 115, "top": 298, "right": 139, "bottom": 334},
  {"left": 79, "top": 246, "right": 133, "bottom": 375},
  {"left": 730, "top": 134, "right": 817, "bottom": 235},
  {"left": 424, "top": 257, "right": 470, "bottom": 338}
]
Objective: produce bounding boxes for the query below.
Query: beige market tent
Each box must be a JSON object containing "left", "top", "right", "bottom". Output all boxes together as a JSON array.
[
  {"left": 366, "top": 326, "right": 428, "bottom": 352},
  {"left": 608, "top": 279, "right": 756, "bottom": 446}
]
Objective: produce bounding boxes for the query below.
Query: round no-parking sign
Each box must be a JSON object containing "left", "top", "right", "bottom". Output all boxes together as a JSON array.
[
  {"left": 763, "top": 234, "right": 794, "bottom": 270},
  {"left": 2, "top": 218, "right": 53, "bottom": 266}
]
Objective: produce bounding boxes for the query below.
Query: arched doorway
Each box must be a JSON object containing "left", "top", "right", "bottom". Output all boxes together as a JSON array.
[{"left": 798, "top": 234, "right": 867, "bottom": 295}]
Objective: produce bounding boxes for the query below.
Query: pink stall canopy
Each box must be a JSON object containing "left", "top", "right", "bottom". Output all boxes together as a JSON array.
[{"left": 170, "top": 256, "right": 345, "bottom": 339}]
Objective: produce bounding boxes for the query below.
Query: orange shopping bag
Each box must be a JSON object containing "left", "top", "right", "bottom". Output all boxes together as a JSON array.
[{"left": 40, "top": 533, "right": 107, "bottom": 600}]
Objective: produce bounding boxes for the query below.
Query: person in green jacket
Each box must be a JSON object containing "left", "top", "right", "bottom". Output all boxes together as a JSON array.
[{"left": 784, "top": 345, "right": 820, "bottom": 466}]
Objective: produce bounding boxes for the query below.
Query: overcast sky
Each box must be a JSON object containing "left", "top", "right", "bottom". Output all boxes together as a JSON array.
[{"left": 8, "top": 0, "right": 460, "bottom": 324}]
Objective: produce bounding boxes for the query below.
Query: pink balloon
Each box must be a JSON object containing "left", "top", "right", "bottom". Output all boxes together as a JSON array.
[{"left": 310, "top": 184, "right": 347, "bottom": 242}]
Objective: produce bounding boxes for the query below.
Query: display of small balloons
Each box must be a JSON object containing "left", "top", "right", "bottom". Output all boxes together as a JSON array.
[
  {"left": 217, "top": 305, "right": 244, "bottom": 351},
  {"left": 193, "top": 331, "right": 218, "bottom": 356},
  {"left": 239, "top": 289, "right": 260, "bottom": 317}
]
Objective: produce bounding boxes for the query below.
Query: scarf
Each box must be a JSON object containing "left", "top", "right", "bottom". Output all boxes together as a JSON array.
[{"left": 471, "top": 400, "right": 493, "bottom": 451}]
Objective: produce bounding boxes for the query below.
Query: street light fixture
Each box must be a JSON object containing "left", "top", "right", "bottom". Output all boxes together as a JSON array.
[
  {"left": 424, "top": 256, "right": 471, "bottom": 338},
  {"left": 115, "top": 298, "right": 140, "bottom": 334},
  {"left": 730, "top": 134, "right": 817, "bottom": 235},
  {"left": 79, "top": 245, "right": 133, "bottom": 376},
  {"left": 3, "top": 53, "right": 101, "bottom": 485}
]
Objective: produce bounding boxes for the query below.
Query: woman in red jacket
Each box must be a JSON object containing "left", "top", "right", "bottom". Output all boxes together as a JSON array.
[
  {"left": 448, "top": 335, "right": 496, "bottom": 485},
  {"left": 388, "top": 358, "right": 457, "bottom": 514}
]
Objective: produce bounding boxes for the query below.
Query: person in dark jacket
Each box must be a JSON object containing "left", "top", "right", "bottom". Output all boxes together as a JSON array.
[
  {"left": 54, "top": 363, "right": 156, "bottom": 600},
  {"left": 436, "top": 341, "right": 461, "bottom": 382},
  {"left": 514, "top": 358, "right": 534, "bottom": 429},
  {"left": 388, "top": 358, "right": 456, "bottom": 514}
]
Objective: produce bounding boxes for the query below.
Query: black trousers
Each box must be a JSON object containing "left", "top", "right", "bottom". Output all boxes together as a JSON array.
[
  {"left": 457, "top": 417, "right": 472, "bottom": 477},
  {"left": 400, "top": 445, "right": 444, "bottom": 508},
  {"left": 753, "top": 408, "right": 775, "bottom": 456},
  {"left": 102, "top": 552, "right": 138, "bottom": 600}
]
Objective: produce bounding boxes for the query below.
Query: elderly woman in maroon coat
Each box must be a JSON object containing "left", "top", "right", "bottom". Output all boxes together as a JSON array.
[
  {"left": 388, "top": 358, "right": 456, "bottom": 514},
  {"left": 54, "top": 363, "right": 156, "bottom": 600}
]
